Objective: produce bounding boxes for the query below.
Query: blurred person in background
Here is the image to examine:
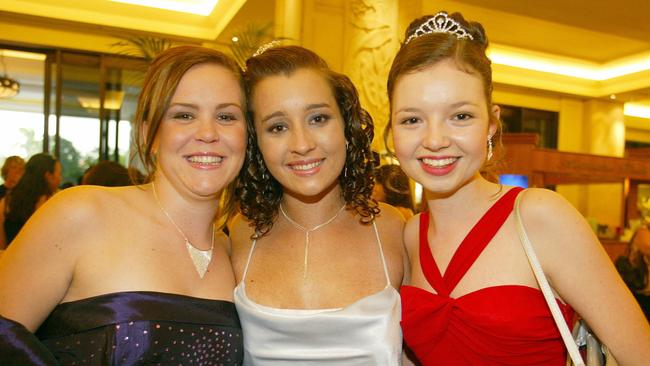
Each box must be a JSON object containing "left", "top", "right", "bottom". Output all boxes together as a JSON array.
[
  {"left": 82, "top": 160, "right": 133, "bottom": 187},
  {"left": 0, "top": 156, "right": 25, "bottom": 200},
  {"left": 373, "top": 164, "right": 415, "bottom": 220},
  {"left": 0, "top": 153, "right": 61, "bottom": 249}
]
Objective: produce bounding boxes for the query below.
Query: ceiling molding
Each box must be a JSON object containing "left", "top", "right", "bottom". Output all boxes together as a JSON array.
[{"left": 0, "top": 0, "right": 247, "bottom": 40}]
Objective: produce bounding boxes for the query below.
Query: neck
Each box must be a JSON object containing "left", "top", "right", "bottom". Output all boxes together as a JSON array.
[
  {"left": 280, "top": 185, "right": 347, "bottom": 229},
  {"left": 425, "top": 176, "right": 499, "bottom": 221},
  {"left": 150, "top": 178, "right": 219, "bottom": 234}
]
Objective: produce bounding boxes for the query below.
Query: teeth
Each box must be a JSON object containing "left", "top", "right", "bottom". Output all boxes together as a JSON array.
[
  {"left": 188, "top": 155, "right": 223, "bottom": 164},
  {"left": 291, "top": 161, "right": 321, "bottom": 171},
  {"left": 421, "top": 157, "right": 456, "bottom": 167}
]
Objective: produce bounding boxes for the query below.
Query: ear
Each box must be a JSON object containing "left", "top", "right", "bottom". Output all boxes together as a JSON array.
[{"left": 489, "top": 104, "right": 500, "bottom": 137}]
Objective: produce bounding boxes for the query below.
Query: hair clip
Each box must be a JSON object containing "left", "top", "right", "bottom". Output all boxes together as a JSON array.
[
  {"left": 405, "top": 11, "right": 474, "bottom": 44},
  {"left": 251, "top": 40, "right": 282, "bottom": 58}
]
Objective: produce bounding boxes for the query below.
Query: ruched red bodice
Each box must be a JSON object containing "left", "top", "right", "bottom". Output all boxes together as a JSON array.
[{"left": 401, "top": 187, "right": 574, "bottom": 365}]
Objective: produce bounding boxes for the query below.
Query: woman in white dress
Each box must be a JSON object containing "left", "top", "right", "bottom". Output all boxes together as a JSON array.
[{"left": 230, "top": 45, "right": 407, "bottom": 365}]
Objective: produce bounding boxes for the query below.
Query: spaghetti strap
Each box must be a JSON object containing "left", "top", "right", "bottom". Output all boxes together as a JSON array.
[
  {"left": 372, "top": 221, "right": 392, "bottom": 287},
  {"left": 241, "top": 238, "right": 258, "bottom": 282}
]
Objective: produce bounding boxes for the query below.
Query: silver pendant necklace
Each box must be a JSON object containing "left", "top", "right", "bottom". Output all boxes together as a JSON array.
[
  {"left": 279, "top": 202, "right": 346, "bottom": 279},
  {"left": 151, "top": 181, "right": 214, "bottom": 278}
]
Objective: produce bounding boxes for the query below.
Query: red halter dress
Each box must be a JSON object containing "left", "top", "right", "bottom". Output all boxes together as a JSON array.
[{"left": 401, "top": 187, "right": 574, "bottom": 365}]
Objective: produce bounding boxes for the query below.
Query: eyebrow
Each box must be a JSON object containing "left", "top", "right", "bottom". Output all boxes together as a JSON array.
[
  {"left": 168, "top": 102, "right": 242, "bottom": 110},
  {"left": 305, "top": 103, "right": 331, "bottom": 110},
  {"left": 261, "top": 111, "right": 286, "bottom": 123},
  {"left": 394, "top": 107, "right": 421, "bottom": 114},
  {"left": 260, "top": 103, "right": 332, "bottom": 123},
  {"left": 394, "top": 101, "right": 479, "bottom": 114}
]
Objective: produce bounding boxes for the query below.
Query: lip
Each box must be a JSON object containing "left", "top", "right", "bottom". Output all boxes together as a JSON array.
[
  {"left": 184, "top": 152, "right": 225, "bottom": 170},
  {"left": 418, "top": 156, "right": 459, "bottom": 176},
  {"left": 286, "top": 158, "right": 324, "bottom": 176}
]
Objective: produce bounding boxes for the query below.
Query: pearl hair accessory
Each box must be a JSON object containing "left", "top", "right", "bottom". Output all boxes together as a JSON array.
[
  {"left": 405, "top": 11, "right": 474, "bottom": 44},
  {"left": 251, "top": 40, "right": 282, "bottom": 58}
]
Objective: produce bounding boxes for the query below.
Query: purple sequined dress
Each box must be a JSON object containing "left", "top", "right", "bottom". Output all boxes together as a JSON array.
[{"left": 0, "top": 291, "right": 243, "bottom": 365}]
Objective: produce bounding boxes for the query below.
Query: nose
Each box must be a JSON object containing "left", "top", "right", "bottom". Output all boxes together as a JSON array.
[
  {"left": 422, "top": 120, "right": 450, "bottom": 151},
  {"left": 195, "top": 116, "right": 219, "bottom": 143},
  {"left": 289, "top": 124, "right": 316, "bottom": 155}
]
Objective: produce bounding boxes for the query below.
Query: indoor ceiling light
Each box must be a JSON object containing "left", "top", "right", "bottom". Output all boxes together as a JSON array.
[
  {"left": 110, "top": 0, "right": 219, "bottom": 16},
  {"left": 77, "top": 91, "right": 125, "bottom": 110},
  {"left": 488, "top": 45, "right": 650, "bottom": 81},
  {"left": 0, "top": 49, "right": 46, "bottom": 61},
  {"left": 624, "top": 103, "right": 650, "bottom": 119}
]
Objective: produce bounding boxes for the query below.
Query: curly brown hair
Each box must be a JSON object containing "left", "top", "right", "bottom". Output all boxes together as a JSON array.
[{"left": 237, "top": 45, "right": 379, "bottom": 237}]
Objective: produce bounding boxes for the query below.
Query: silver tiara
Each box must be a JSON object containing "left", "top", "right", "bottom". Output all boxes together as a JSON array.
[
  {"left": 251, "top": 40, "right": 282, "bottom": 58},
  {"left": 405, "top": 12, "right": 474, "bottom": 44}
]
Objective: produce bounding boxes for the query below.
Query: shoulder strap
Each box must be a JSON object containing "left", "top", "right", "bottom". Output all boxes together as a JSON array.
[
  {"left": 513, "top": 190, "right": 584, "bottom": 366},
  {"left": 371, "top": 220, "right": 392, "bottom": 287},
  {"left": 240, "top": 238, "right": 258, "bottom": 282}
]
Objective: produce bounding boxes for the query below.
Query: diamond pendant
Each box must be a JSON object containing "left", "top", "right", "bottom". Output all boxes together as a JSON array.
[{"left": 185, "top": 240, "right": 212, "bottom": 278}]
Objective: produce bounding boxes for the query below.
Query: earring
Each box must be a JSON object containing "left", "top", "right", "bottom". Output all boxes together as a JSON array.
[{"left": 487, "top": 135, "right": 493, "bottom": 161}]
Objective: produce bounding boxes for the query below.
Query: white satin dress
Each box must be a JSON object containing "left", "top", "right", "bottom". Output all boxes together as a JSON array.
[{"left": 233, "top": 221, "right": 402, "bottom": 365}]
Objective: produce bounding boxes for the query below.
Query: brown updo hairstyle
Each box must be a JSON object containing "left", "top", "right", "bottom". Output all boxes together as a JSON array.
[
  {"left": 238, "top": 45, "right": 379, "bottom": 237},
  {"left": 385, "top": 11, "right": 503, "bottom": 180},
  {"left": 130, "top": 45, "right": 245, "bottom": 225}
]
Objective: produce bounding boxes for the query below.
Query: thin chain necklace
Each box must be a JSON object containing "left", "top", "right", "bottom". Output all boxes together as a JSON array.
[
  {"left": 279, "top": 202, "right": 346, "bottom": 279},
  {"left": 151, "top": 181, "right": 214, "bottom": 279}
]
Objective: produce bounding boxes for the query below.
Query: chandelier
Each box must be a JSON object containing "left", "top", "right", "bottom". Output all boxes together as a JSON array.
[{"left": 0, "top": 53, "right": 20, "bottom": 98}]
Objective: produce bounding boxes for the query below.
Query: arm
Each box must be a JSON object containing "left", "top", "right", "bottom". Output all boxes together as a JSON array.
[
  {"left": 0, "top": 187, "right": 93, "bottom": 332},
  {"left": 520, "top": 189, "right": 650, "bottom": 366},
  {"left": 0, "top": 315, "right": 59, "bottom": 365},
  {"left": 0, "top": 199, "right": 6, "bottom": 249}
]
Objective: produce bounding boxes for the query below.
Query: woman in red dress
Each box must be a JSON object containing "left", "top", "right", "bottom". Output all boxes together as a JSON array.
[{"left": 387, "top": 10, "right": 650, "bottom": 366}]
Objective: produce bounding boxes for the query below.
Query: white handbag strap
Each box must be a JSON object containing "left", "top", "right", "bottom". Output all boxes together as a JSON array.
[{"left": 513, "top": 191, "right": 585, "bottom": 366}]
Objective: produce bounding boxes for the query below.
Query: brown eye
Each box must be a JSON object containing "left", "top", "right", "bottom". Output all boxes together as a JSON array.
[
  {"left": 400, "top": 117, "right": 419, "bottom": 125},
  {"left": 454, "top": 113, "right": 472, "bottom": 121}
]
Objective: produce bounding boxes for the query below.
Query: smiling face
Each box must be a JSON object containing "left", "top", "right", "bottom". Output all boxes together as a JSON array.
[
  {"left": 251, "top": 68, "right": 346, "bottom": 200},
  {"left": 391, "top": 59, "right": 498, "bottom": 196},
  {"left": 153, "top": 63, "right": 247, "bottom": 199}
]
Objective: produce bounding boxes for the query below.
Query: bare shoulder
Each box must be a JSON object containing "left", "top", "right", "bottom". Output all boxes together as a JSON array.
[
  {"left": 516, "top": 188, "right": 585, "bottom": 229},
  {"left": 375, "top": 202, "right": 406, "bottom": 229},
  {"left": 374, "top": 203, "right": 406, "bottom": 253},
  {"left": 39, "top": 185, "right": 137, "bottom": 227},
  {"left": 515, "top": 187, "right": 602, "bottom": 271},
  {"left": 403, "top": 212, "right": 421, "bottom": 250},
  {"left": 228, "top": 213, "right": 255, "bottom": 258}
]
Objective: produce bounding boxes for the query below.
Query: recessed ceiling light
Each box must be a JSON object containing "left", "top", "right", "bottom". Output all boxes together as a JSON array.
[
  {"left": 0, "top": 49, "right": 46, "bottom": 61},
  {"left": 489, "top": 45, "right": 650, "bottom": 81},
  {"left": 110, "top": 0, "right": 219, "bottom": 16}
]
